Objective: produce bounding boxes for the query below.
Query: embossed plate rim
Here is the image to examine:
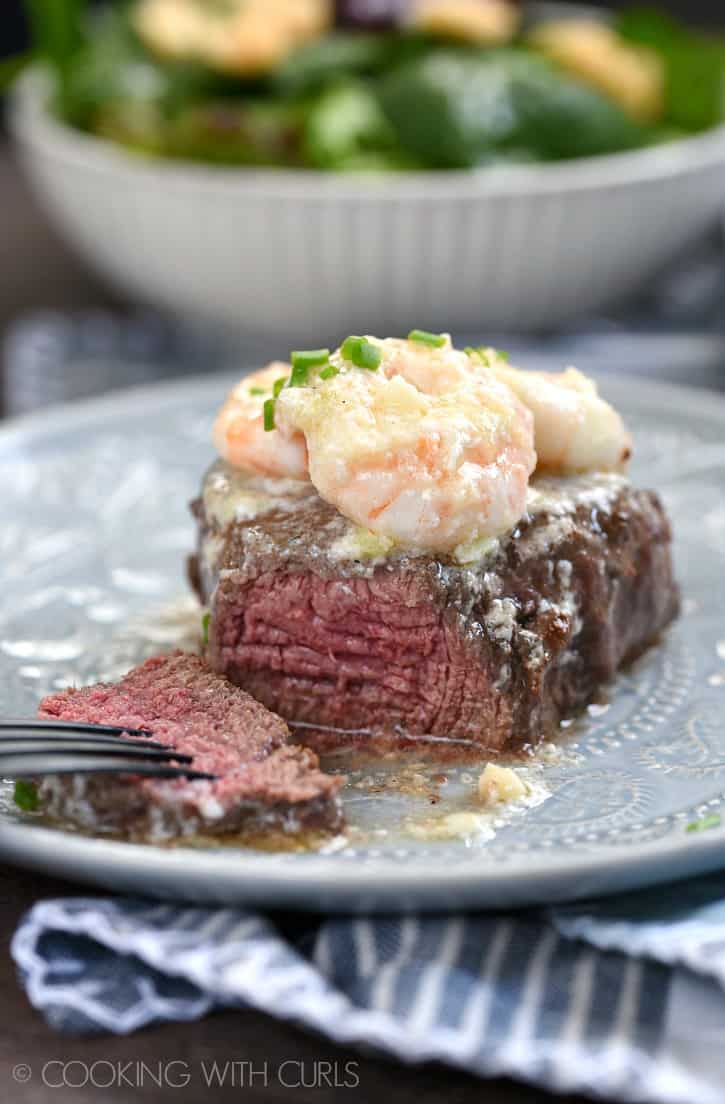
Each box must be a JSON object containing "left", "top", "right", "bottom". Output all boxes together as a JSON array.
[{"left": 1, "top": 371, "right": 725, "bottom": 912}]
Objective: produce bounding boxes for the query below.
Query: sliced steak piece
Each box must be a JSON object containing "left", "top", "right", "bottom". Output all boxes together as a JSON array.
[
  {"left": 37, "top": 651, "right": 344, "bottom": 840},
  {"left": 191, "top": 464, "right": 679, "bottom": 757}
]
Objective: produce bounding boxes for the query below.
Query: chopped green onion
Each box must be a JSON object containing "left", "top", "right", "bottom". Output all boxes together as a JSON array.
[
  {"left": 273, "top": 376, "right": 287, "bottom": 398},
  {"left": 341, "top": 336, "right": 381, "bottom": 371},
  {"left": 291, "top": 348, "right": 330, "bottom": 370},
  {"left": 289, "top": 349, "right": 330, "bottom": 387},
  {"left": 14, "top": 780, "right": 39, "bottom": 812},
  {"left": 249, "top": 386, "right": 267, "bottom": 396},
  {"left": 686, "top": 813, "right": 721, "bottom": 833},
  {"left": 319, "top": 364, "right": 340, "bottom": 381},
  {"left": 465, "top": 345, "right": 509, "bottom": 366},
  {"left": 263, "top": 398, "right": 276, "bottom": 432},
  {"left": 289, "top": 363, "right": 309, "bottom": 388},
  {"left": 201, "top": 611, "right": 211, "bottom": 647},
  {"left": 341, "top": 335, "right": 362, "bottom": 361},
  {"left": 357, "top": 341, "right": 382, "bottom": 370},
  {"left": 407, "top": 329, "right": 446, "bottom": 348}
]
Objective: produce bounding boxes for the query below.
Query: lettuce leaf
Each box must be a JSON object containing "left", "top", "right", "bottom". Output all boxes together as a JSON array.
[
  {"left": 379, "top": 49, "right": 644, "bottom": 169},
  {"left": 617, "top": 7, "right": 725, "bottom": 131}
]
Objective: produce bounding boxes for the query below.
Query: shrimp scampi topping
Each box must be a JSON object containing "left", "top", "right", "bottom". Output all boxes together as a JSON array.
[
  {"left": 214, "top": 334, "right": 631, "bottom": 553},
  {"left": 467, "top": 347, "right": 631, "bottom": 473},
  {"left": 212, "top": 361, "right": 308, "bottom": 480}
]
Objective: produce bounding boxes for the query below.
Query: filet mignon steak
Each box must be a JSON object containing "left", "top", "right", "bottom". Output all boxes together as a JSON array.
[
  {"left": 37, "top": 651, "right": 344, "bottom": 840},
  {"left": 191, "top": 464, "right": 678, "bottom": 755}
]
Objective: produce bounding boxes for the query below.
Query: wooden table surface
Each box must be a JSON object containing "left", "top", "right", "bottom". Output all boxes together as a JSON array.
[{"left": 0, "top": 142, "right": 617, "bottom": 1104}]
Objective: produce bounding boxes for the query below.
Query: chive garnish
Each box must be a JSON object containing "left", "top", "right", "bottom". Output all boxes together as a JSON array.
[
  {"left": 291, "top": 348, "right": 329, "bottom": 370},
  {"left": 289, "top": 364, "right": 308, "bottom": 388},
  {"left": 408, "top": 329, "right": 446, "bottom": 348},
  {"left": 14, "top": 779, "right": 39, "bottom": 812},
  {"left": 341, "top": 335, "right": 362, "bottom": 361},
  {"left": 357, "top": 340, "right": 382, "bottom": 370},
  {"left": 289, "top": 348, "right": 330, "bottom": 387},
  {"left": 263, "top": 398, "right": 276, "bottom": 431},
  {"left": 465, "top": 346, "right": 509, "bottom": 366},
  {"left": 341, "top": 336, "right": 381, "bottom": 371},
  {"left": 249, "top": 386, "right": 267, "bottom": 396},
  {"left": 319, "top": 364, "right": 339, "bottom": 381},
  {"left": 686, "top": 813, "right": 721, "bottom": 833},
  {"left": 201, "top": 611, "right": 211, "bottom": 647},
  {"left": 273, "top": 376, "right": 287, "bottom": 398}
]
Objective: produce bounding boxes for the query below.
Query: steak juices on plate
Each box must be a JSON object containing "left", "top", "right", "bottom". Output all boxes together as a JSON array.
[{"left": 34, "top": 334, "right": 678, "bottom": 841}]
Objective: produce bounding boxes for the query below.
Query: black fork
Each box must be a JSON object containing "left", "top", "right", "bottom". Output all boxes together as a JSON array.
[{"left": 0, "top": 721, "right": 216, "bottom": 780}]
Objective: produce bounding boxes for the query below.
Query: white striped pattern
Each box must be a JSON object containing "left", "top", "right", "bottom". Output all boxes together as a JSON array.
[
  {"left": 370, "top": 917, "right": 419, "bottom": 1012},
  {"left": 457, "top": 920, "right": 513, "bottom": 1058},
  {"left": 407, "top": 919, "right": 465, "bottom": 1037},
  {"left": 504, "top": 929, "right": 559, "bottom": 1055},
  {"left": 353, "top": 919, "right": 378, "bottom": 978},
  {"left": 603, "top": 959, "right": 644, "bottom": 1091},
  {"left": 559, "top": 949, "right": 598, "bottom": 1049}
]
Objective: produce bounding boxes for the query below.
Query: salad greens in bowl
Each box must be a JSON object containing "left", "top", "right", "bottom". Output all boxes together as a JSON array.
[
  {"left": 10, "top": 1, "right": 725, "bottom": 336},
  {"left": 14, "top": 1, "right": 725, "bottom": 171}
]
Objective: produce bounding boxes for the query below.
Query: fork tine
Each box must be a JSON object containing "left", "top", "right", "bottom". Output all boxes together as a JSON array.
[
  {"left": 0, "top": 720, "right": 155, "bottom": 738},
  {"left": 1, "top": 753, "right": 215, "bottom": 780},
  {"left": 0, "top": 730, "right": 171, "bottom": 751},
  {"left": 0, "top": 740, "right": 193, "bottom": 763}
]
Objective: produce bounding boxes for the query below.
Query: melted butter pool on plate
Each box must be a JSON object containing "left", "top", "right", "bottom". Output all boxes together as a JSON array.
[{"left": 335, "top": 757, "right": 551, "bottom": 848}]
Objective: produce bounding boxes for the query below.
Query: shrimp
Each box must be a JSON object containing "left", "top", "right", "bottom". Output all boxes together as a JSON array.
[
  {"left": 213, "top": 362, "right": 308, "bottom": 480},
  {"left": 275, "top": 336, "right": 536, "bottom": 552},
  {"left": 214, "top": 337, "right": 630, "bottom": 553},
  {"left": 470, "top": 350, "right": 631, "bottom": 474}
]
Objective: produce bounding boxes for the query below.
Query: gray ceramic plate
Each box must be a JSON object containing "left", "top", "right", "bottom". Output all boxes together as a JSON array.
[{"left": 1, "top": 374, "right": 725, "bottom": 912}]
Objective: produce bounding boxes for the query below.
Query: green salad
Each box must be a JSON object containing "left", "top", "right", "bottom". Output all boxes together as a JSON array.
[{"left": 13, "top": 1, "right": 725, "bottom": 170}]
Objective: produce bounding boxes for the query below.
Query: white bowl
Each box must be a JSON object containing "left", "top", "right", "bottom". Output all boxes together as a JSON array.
[{"left": 11, "top": 72, "right": 725, "bottom": 341}]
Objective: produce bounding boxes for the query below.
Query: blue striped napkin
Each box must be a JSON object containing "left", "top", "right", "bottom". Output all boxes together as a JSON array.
[{"left": 12, "top": 871, "right": 725, "bottom": 1104}]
